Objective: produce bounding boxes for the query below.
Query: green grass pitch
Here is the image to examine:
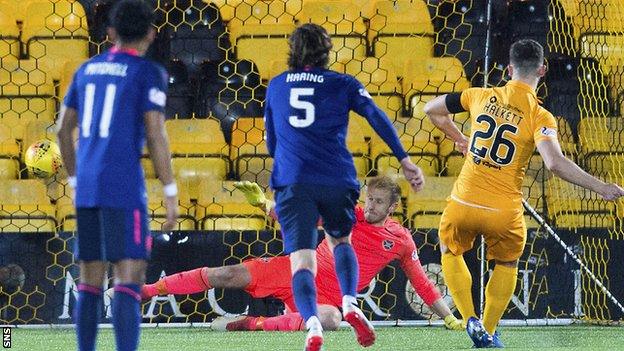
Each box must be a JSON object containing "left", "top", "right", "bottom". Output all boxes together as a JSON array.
[{"left": 11, "top": 325, "right": 624, "bottom": 350}]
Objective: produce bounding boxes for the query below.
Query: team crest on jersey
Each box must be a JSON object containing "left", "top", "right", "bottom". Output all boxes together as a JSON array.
[
  {"left": 382, "top": 239, "right": 394, "bottom": 251},
  {"left": 411, "top": 250, "right": 419, "bottom": 261},
  {"left": 149, "top": 88, "right": 167, "bottom": 107},
  {"left": 540, "top": 127, "right": 557, "bottom": 137}
]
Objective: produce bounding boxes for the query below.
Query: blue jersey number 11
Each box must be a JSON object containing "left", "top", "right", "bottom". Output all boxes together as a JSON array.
[{"left": 82, "top": 83, "right": 116, "bottom": 138}]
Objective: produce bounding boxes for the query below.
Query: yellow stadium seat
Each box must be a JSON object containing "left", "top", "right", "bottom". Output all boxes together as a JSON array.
[
  {"left": 145, "top": 179, "right": 196, "bottom": 231},
  {"left": 555, "top": 116, "right": 577, "bottom": 155},
  {"left": 343, "top": 57, "right": 403, "bottom": 120},
  {"left": 59, "top": 59, "right": 85, "bottom": 100},
  {"left": 0, "top": 1, "right": 20, "bottom": 60},
  {"left": 579, "top": 33, "right": 624, "bottom": 97},
  {"left": 0, "top": 59, "right": 56, "bottom": 140},
  {"left": 585, "top": 153, "right": 624, "bottom": 180},
  {"left": 165, "top": 118, "right": 228, "bottom": 156},
  {"left": 349, "top": 114, "right": 374, "bottom": 140},
  {"left": 402, "top": 57, "right": 470, "bottom": 95},
  {"left": 370, "top": 33, "right": 434, "bottom": 70},
  {"left": 546, "top": 178, "right": 615, "bottom": 228},
  {"left": 347, "top": 118, "right": 371, "bottom": 177},
  {"left": 0, "top": 179, "right": 56, "bottom": 232},
  {"left": 141, "top": 158, "right": 156, "bottom": 179},
  {"left": 407, "top": 176, "right": 455, "bottom": 229},
  {"left": 0, "top": 159, "right": 19, "bottom": 179},
  {"left": 231, "top": 117, "right": 273, "bottom": 187},
  {"left": 0, "top": 122, "right": 19, "bottom": 158},
  {"left": 578, "top": 117, "right": 624, "bottom": 154},
  {"left": 56, "top": 185, "right": 75, "bottom": 231},
  {"left": 172, "top": 157, "right": 228, "bottom": 199},
  {"left": 268, "top": 59, "right": 288, "bottom": 80},
  {"left": 296, "top": 0, "right": 366, "bottom": 34},
  {"left": 367, "top": 0, "right": 433, "bottom": 37},
  {"left": 525, "top": 153, "right": 552, "bottom": 182},
  {"left": 22, "top": 0, "right": 89, "bottom": 78},
  {"left": 443, "top": 153, "right": 465, "bottom": 177},
  {"left": 23, "top": 119, "right": 55, "bottom": 152},
  {"left": 229, "top": 3, "right": 295, "bottom": 82},
  {"left": 230, "top": 117, "right": 266, "bottom": 158},
  {"left": 372, "top": 134, "right": 441, "bottom": 177},
  {"left": 197, "top": 180, "right": 266, "bottom": 230},
  {"left": 295, "top": 0, "right": 367, "bottom": 65},
  {"left": 214, "top": 0, "right": 303, "bottom": 23},
  {"left": 235, "top": 36, "right": 289, "bottom": 81}
]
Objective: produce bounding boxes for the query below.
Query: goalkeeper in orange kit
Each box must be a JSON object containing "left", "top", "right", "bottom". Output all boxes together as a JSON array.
[{"left": 138, "top": 176, "right": 463, "bottom": 332}]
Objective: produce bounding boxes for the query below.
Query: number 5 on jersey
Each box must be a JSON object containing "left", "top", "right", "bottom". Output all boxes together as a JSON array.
[{"left": 289, "top": 88, "right": 315, "bottom": 128}]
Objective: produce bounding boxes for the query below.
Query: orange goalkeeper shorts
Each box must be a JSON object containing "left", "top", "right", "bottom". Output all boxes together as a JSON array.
[
  {"left": 438, "top": 196, "right": 527, "bottom": 262},
  {"left": 242, "top": 256, "right": 337, "bottom": 312}
]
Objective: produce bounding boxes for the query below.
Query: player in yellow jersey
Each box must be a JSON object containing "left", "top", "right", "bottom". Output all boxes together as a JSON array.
[{"left": 423, "top": 39, "right": 624, "bottom": 348}]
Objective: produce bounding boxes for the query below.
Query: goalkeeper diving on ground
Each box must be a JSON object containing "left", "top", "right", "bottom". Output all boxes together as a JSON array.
[{"left": 127, "top": 176, "right": 462, "bottom": 332}]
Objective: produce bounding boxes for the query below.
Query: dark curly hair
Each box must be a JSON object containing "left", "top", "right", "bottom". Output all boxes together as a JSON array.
[
  {"left": 288, "top": 23, "right": 333, "bottom": 70},
  {"left": 109, "top": 0, "right": 155, "bottom": 43},
  {"left": 509, "top": 39, "right": 544, "bottom": 77}
]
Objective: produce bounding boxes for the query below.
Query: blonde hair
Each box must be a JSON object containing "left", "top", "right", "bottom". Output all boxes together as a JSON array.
[{"left": 367, "top": 175, "right": 401, "bottom": 204}]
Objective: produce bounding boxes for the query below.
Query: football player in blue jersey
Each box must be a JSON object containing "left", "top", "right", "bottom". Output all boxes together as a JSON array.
[
  {"left": 56, "top": 1, "right": 178, "bottom": 350},
  {"left": 265, "top": 23, "right": 425, "bottom": 351}
]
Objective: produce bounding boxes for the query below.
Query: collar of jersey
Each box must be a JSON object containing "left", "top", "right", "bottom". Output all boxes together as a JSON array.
[
  {"left": 506, "top": 80, "right": 536, "bottom": 96},
  {"left": 110, "top": 46, "right": 139, "bottom": 56}
]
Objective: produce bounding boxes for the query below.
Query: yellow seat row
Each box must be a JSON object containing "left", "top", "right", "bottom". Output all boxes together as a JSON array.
[
  {"left": 0, "top": 0, "right": 89, "bottom": 78},
  {"left": 220, "top": 0, "right": 436, "bottom": 81}
]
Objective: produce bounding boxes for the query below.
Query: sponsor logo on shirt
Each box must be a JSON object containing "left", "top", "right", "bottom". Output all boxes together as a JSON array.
[
  {"left": 382, "top": 239, "right": 394, "bottom": 251},
  {"left": 149, "top": 88, "right": 167, "bottom": 107},
  {"left": 411, "top": 250, "right": 419, "bottom": 261},
  {"left": 358, "top": 88, "right": 372, "bottom": 99},
  {"left": 540, "top": 127, "right": 557, "bottom": 137}
]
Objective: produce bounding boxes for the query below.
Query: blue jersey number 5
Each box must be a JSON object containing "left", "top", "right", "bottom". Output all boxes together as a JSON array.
[{"left": 289, "top": 88, "right": 315, "bottom": 128}]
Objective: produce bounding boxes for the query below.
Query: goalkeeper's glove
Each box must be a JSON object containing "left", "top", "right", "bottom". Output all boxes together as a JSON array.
[
  {"left": 444, "top": 315, "right": 464, "bottom": 331},
  {"left": 233, "top": 181, "right": 267, "bottom": 208}
]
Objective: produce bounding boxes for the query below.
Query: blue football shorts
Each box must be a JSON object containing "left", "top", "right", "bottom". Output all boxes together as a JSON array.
[
  {"left": 75, "top": 207, "right": 151, "bottom": 262},
  {"left": 274, "top": 184, "right": 359, "bottom": 253}
]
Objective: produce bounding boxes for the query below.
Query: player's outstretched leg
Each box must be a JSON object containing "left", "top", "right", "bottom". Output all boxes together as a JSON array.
[
  {"left": 332, "top": 240, "right": 375, "bottom": 347},
  {"left": 212, "top": 305, "right": 341, "bottom": 332},
  {"left": 141, "top": 267, "right": 211, "bottom": 299},
  {"left": 138, "top": 264, "right": 251, "bottom": 300}
]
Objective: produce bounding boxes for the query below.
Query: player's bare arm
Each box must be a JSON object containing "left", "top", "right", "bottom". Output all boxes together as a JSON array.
[
  {"left": 56, "top": 105, "right": 78, "bottom": 183},
  {"left": 144, "top": 111, "right": 178, "bottom": 230},
  {"left": 537, "top": 138, "right": 624, "bottom": 200},
  {"left": 423, "top": 95, "right": 469, "bottom": 156}
]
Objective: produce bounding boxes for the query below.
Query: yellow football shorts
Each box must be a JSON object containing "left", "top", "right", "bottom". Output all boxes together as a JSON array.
[{"left": 439, "top": 197, "right": 527, "bottom": 262}]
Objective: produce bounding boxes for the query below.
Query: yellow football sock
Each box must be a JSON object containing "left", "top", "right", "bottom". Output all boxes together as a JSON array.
[
  {"left": 483, "top": 264, "right": 518, "bottom": 335},
  {"left": 441, "top": 253, "right": 476, "bottom": 321}
]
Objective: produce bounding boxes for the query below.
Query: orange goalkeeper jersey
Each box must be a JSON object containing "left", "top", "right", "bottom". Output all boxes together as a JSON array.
[{"left": 452, "top": 80, "right": 558, "bottom": 209}]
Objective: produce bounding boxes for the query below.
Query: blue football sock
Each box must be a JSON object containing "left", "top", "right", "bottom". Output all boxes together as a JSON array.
[
  {"left": 74, "top": 284, "right": 102, "bottom": 351},
  {"left": 291, "top": 269, "right": 318, "bottom": 323},
  {"left": 112, "top": 284, "right": 142, "bottom": 351},
  {"left": 333, "top": 243, "right": 359, "bottom": 298}
]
